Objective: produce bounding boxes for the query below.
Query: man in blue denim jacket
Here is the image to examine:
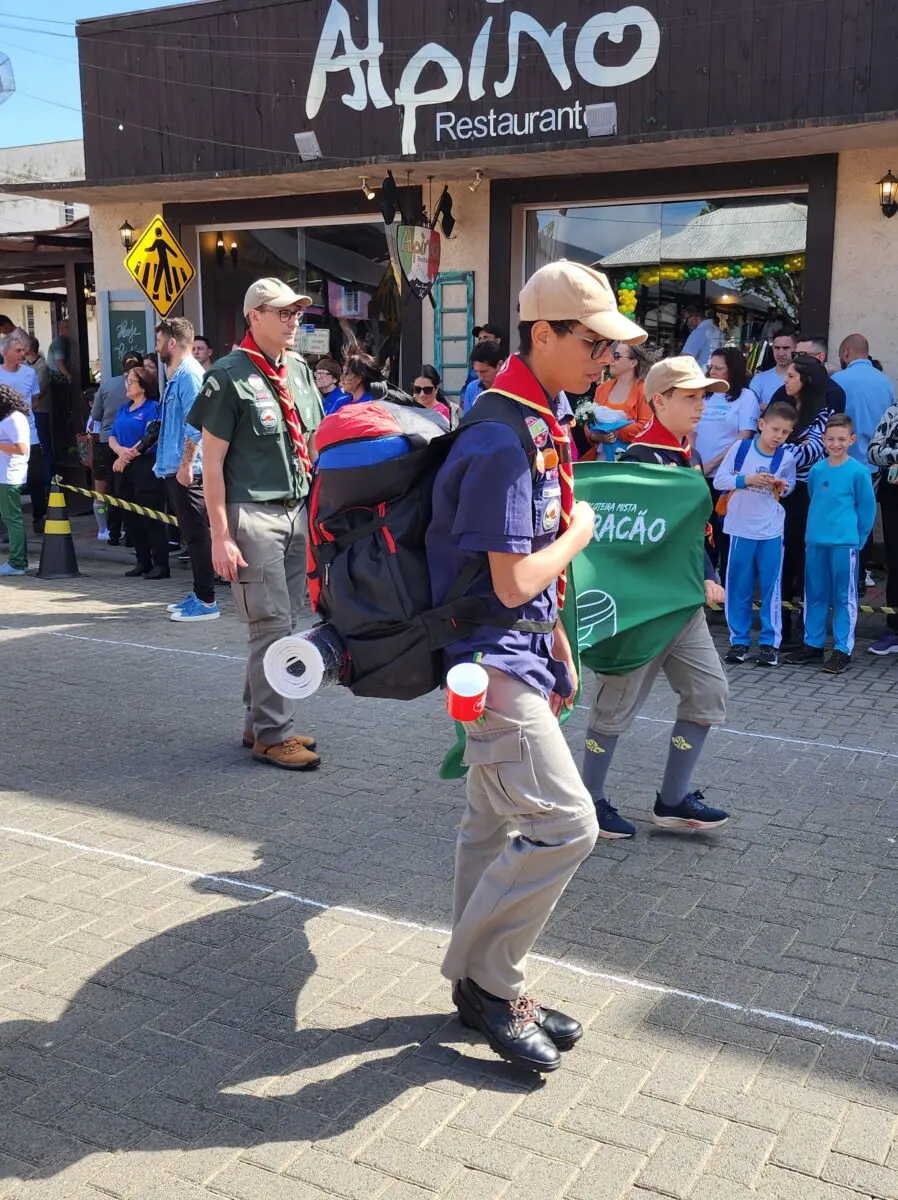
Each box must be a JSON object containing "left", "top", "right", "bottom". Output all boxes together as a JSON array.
[{"left": 154, "top": 317, "right": 219, "bottom": 622}]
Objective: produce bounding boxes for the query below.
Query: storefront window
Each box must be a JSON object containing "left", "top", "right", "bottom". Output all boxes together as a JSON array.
[
  {"left": 524, "top": 196, "right": 807, "bottom": 360},
  {"left": 198, "top": 221, "right": 401, "bottom": 377}
]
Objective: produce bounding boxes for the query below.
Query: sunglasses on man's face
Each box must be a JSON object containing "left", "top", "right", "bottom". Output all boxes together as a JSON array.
[{"left": 413, "top": 385, "right": 435, "bottom": 395}]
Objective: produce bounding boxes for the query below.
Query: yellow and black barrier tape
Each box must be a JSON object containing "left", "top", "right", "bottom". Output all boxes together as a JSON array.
[
  {"left": 708, "top": 601, "right": 896, "bottom": 616},
  {"left": 52, "top": 477, "right": 179, "bottom": 527}
]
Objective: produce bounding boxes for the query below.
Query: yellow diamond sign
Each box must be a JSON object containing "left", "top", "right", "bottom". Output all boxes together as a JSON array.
[{"left": 124, "top": 214, "right": 195, "bottom": 318}]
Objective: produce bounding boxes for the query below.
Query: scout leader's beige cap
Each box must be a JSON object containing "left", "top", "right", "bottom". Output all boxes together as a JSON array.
[
  {"left": 519, "top": 260, "right": 647, "bottom": 344},
  {"left": 645, "top": 355, "right": 730, "bottom": 397},
  {"left": 243, "top": 277, "right": 312, "bottom": 317}
]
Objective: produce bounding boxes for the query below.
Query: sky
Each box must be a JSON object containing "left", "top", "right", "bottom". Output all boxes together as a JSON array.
[{"left": 0, "top": 0, "right": 175, "bottom": 150}]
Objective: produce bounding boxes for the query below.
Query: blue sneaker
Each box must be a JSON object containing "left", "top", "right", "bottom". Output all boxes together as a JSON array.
[
  {"left": 595, "top": 798, "right": 636, "bottom": 839},
  {"left": 869, "top": 630, "right": 898, "bottom": 656},
  {"left": 0, "top": 561, "right": 26, "bottom": 576},
  {"left": 652, "top": 790, "right": 729, "bottom": 831},
  {"left": 170, "top": 595, "right": 220, "bottom": 622},
  {"left": 166, "top": 592, "right": 195, "bottom": 613}
]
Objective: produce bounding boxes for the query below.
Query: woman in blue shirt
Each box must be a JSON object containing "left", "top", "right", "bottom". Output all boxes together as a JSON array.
[{"left": 109, "top": 366, "right": 169, "bottom": 578}]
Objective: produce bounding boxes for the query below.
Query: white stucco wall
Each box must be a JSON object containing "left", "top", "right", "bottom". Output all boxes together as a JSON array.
[
  {"left": 0, "top": 140, "right": 88, "bottom": 234},
  {"left": 422, "top": 179, "right": 491, "bottom": 392},
  {"left": 830, "top": 149, "right": 898, "bottom": 379}
]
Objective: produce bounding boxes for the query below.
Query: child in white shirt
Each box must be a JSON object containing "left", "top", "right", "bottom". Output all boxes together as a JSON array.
[
  {"left": 713, "top": 401, "right": 798, "bottom": 666},
  {"left": 0, "top": 383, "right": 32, "bottom": 575}
]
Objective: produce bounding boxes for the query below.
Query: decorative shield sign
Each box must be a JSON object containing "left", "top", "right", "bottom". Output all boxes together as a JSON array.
[{"left": 396, "top": 225, "right": 441, "bottom": 300}]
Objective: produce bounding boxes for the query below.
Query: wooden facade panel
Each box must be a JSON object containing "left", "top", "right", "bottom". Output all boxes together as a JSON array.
[{"left": 77, "top": 0, "right": 898, "bottom": 182}]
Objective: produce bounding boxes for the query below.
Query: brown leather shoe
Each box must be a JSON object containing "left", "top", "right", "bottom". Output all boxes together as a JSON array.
[
  {"left": 252, "top": 736, "right": 321, "bottom": 771},
  {"left": 243, "top": 731, "right": 316, "bottom": 751}
]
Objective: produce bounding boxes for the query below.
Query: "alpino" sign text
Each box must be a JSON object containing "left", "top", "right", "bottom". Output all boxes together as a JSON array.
[{"left": 305, "top": 1, "right": 662, "bottom": 155}]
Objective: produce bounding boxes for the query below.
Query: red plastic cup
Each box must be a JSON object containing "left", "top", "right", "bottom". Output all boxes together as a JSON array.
[{"left": 446, "top": 663, "right": 489, "bottom": 722}]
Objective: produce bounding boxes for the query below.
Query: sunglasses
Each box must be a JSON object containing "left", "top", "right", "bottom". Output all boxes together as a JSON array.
[
  {"left": 566, "top": 329, "right": 610, "bottom": 360},
  {"left": 611, "top": 350, "right": 633, "bottom": 362},
  {"left": 413, "top": 385, "right": 435, "bottom": 395}
]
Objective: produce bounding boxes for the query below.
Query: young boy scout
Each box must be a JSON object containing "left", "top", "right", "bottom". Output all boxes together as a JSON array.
[
  {"left": 426, "top": 261, "right": 647, "bottom": 1072},
  {"left": 581, "top": 356, "right": 731, "bottom": 838},
  {"left": 189, "top": 278, "right": 323, "bottom": 770}
]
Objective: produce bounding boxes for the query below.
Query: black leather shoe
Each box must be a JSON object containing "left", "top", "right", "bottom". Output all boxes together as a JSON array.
[
  {"left": 452, "top": 978, "right": 561, "bottom": 1073},
  {"left": 124, "top": 564, "right": 151, "bottom": 577},
  {"left": 144, "top": 565, "right": 171, "bottom": 580},
  {"left": 454, "top": 980, "right": 582, "bottom": 1051}
]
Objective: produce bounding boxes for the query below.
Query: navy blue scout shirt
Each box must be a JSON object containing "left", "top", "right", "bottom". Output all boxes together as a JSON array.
[{"left": 426, "top": 389, "right": 572, "bottom": 701}]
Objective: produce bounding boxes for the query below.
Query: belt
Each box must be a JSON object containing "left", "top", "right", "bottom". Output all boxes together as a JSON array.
[{"left": 264, "top": 497, "right": 303, "bottom": 510}]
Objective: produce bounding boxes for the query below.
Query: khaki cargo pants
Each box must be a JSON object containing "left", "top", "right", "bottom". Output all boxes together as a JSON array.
[
  {"left": 228, "top": 500, "right": 307, "bottom": 745},
  {"left": 441, "top": 668, "right": 599, "bottom": 1000}
]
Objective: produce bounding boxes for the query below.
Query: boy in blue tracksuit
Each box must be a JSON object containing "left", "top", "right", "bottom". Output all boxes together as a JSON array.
[
  {"left": 784, "top": 413, "right": 877, "bottom": 674},
  {"left": 713, "top": 400, "right": 798, "bottom": 667}
]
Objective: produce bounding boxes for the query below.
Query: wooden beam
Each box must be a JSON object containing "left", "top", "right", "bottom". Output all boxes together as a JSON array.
[{"left": 0, "top": 250, "right": 93, "bottom": 269}]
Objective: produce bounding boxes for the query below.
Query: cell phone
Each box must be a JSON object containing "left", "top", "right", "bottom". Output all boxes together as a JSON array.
[{"left": 888, "top": 465, "right": 898, "bottom": 484}]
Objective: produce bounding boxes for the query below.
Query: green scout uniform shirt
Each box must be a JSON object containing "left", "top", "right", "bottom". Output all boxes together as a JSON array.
[{"left": 188, "top": 348, "right": 324, "bottom": 503}]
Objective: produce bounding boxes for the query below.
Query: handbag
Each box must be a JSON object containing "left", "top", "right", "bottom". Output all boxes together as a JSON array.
[{"left": 77, "top": 431, "right": 99, "bottom": 468}]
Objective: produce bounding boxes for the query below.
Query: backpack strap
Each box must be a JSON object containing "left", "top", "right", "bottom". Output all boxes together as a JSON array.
[
  {"left": 457, "top": 390, "right": 539, "bottom": 480},
  {"left": 733, "top": 437, "right": 753, "bottom": 474},
  {"left": 770, "top": 444, "right": 786, "bottom": 474}
]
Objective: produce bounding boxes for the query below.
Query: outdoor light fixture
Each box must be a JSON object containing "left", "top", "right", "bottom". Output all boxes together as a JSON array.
[
  {"left": 469, "top": 170, "right": 484, "bottom": 194},
  {"left": 118, "top": 220, "right": 134, "bottom": 251},
  {"left": 229, "top": 238, "right": 238, "bottom": 269},
  {"left": 878, "top": 170, "right": 898, "bottom": 218},
  {"left": 359, "top": 176, "right": 376, "bottom": 200},
  {"left": 215, "top": 232, "right": 226, "bottom": 268}
]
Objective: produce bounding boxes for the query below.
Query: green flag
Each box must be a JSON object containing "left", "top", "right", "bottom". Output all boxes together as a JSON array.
[
  {"left": 572, "top": 460, "right": 709, "bottom": 676},
  {"left": 438, "top": 459, "right": 709, "bottom": 778}
]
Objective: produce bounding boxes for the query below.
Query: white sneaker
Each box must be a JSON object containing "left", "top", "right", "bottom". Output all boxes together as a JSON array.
[
  {"left": 97, "top": 530, "right": 110, "bottom": 542},
  {"left": 864, "top": 570, "right": 876, "bottom": 588}
]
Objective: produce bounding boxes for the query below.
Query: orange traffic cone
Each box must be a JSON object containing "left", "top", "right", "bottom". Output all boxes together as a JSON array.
[{"left": 37, "top": 483, "right": 80, "bottom": 579}]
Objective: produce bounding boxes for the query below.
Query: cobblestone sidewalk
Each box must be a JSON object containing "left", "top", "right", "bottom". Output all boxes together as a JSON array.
[{"left": 0, "top": 565, "right": 896, "bottom": 1199}]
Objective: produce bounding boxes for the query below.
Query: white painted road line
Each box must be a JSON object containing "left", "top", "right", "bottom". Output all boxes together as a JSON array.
[
  {"left": 3, "top": 624, "right": 896, "bottom": 763},
  {"left": 1, "top": 823, "right": 896, "bottom": 1055}
]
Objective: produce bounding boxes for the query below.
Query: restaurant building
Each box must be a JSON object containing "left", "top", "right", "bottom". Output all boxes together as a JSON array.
[{"left": 17, "top": 0, "right": 898, "bottom": 394}]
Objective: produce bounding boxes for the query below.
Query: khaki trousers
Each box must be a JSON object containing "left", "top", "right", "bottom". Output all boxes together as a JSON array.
[
  {"left": 442, "top": 668, "right": 599, "bottom": 1000},
  {"left": 228, "top": 501, "right": 307, "bottom": 745}
]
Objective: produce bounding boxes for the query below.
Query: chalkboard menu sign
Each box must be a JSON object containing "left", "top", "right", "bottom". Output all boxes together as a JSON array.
[{"left": 108, "top": 306, "right": 146, "bottom": 377}]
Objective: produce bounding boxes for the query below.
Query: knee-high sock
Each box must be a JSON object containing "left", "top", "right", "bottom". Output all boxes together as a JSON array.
[
  {"left": 93, "top": 499, "right": 108, "bottom": 535},
  {"left": 659, "top": 720, "right": 710, "bottom": 806},
  {"left": 581, "top": 730, "right": 619, "bottom": 801}
]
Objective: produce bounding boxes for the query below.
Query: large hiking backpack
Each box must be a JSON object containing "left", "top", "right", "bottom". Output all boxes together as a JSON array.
[{"left": 307, "top": 393, "right": 553, "bottom": 700}]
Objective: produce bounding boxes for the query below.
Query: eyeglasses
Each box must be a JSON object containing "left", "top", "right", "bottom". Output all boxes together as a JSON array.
[
  {"left": 566, "top": 329, "right": 610, "bottom": 359},
  {"left": 258, "top": 305, "right": 303, "bottom": 323},
  {"left": 611, "top": 350, "right": 633, "bottom": 362},
  {"left": 413, "top": 385, "right": 435, "bottom": 395}
]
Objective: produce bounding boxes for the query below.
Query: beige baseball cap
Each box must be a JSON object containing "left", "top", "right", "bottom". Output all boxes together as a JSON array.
[
  {"left": 644, "top": 355, "right": 729, "bottom": 397},
  {"left": 519, "top": 260, "right": 647, "bottom": 344},
  {"left": 243, "top": 277, "right": 312, "bottom": 317}
]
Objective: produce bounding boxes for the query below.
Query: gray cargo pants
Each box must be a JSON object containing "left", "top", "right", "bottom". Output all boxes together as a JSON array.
[
  {"left": 442, "top": 668, "right": 599, "bottom": 1000},
  {"left": 228, "top": 500, "right": 308, "bottom": 745},
  {"left": 588, "top": 607, "right": 728, "bottom": 734}
]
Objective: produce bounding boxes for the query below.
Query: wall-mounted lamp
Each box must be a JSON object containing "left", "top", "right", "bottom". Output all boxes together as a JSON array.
[
  {"left": 215, "top": 231, "right": 226, "bottom": 268},
  {"left": 118, "top": 220, "right": 134, "bottom": 251},
  {"left": 469, "top": 169, "right": 485, "bottom": 194},
  {"left": 229, "top": 238, "right": 238, "bottom": 269},
  {"left": 359, "top": 176, "right": 376, "bottom": 201},
  {"left": 878, "top": 171, "right": 898, "bottom": 218}
]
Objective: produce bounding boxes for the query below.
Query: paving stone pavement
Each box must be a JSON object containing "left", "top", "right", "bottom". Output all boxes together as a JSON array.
[{"left": 0, "top": 562, "right": 896, "bottom": 1200}]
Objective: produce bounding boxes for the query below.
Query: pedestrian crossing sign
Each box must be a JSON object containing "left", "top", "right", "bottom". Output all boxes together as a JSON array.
[{"left": 124, "top": 214, "right": 195, "bottom": 317}]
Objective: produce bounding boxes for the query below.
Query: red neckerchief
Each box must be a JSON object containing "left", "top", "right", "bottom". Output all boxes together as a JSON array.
[
  {"left": 630, "top": 418, "right": 692, "bottom": 461},
  {"left": 489, "top": 354, "right": 574, "bottom": 610},
  {"left": 239, "top": 332, "right": 313, "bottom": 478}
]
